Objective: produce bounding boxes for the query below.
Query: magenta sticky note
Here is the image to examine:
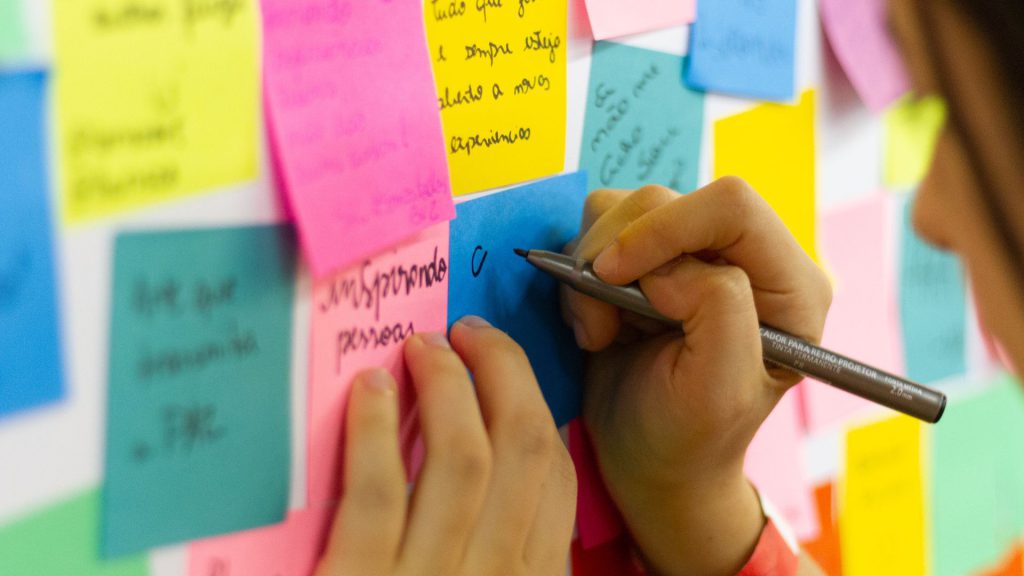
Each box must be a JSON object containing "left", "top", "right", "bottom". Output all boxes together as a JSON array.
[
  {"left": 583, "top": 0, "right": 695, "bottom": 40},
  {"left": 801, "top": 194, "right": 904, "bottom": 432},
  {"left": 262, "top": 0, "right": 455, "bottom": 278},
  {"left": 569, "top": 419, "right": 626, "bottom": 550},
  {"left": 187, "top": 508, "right": 332, "bottom": 576},
  {"left": 745, "top": 391, "right": 819, "bottom": 541},
  {"left": 307, "top": 222, "right": 449, "bottom": 505},
  {"left": 819, "top": 0, "right": 910, "bottom": 112}
]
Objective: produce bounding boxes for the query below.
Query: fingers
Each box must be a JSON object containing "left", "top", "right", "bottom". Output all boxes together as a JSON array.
[
  {"left": 449, "top": 316, "right": 559, "bottom": 574},
  {"left": 522, "top": 437, "right": 578, "bottom": 574},
  {"left": 565, "top": 185, "right": 677, "bottom": 351},
  {"left": 592, "top": 177, "right": 832, "bottom": 343},
  {"left": 317, "top": 369, "right": 406, "bottom": 576},
  {"left": 397, "top": 333, "right": 492, "bottom": 575}
]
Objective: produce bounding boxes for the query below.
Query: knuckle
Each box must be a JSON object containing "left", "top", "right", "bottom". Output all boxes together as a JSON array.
[
  {"left": 506, "top": 411, "right": 555, "bottom": 463},
  {"left": 443, "top": 436, "right": 493, "bottom": 485},
  {"left": 715, "top": 176, "right": 760, "bottom": 216},
  {"left": 346, "top": 474, "right": 404, "bottom": 513},
  {"left": 584, "top": 188, "right": 624, "bottom": 219},
  {"left": 627, "top": 184, "right": 675, "bottom": 213},
  {"left": 702, "top": 266, "right": 752, "bottom": 304},
  {"left": 553, "top": 443, "right": 578, "bottom": 498}
]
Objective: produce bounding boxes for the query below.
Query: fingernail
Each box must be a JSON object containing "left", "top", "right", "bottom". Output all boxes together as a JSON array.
[
  {"left": 418, "top": 332, "right": 451, "bottom": 348},
  {"left": 457, "top": 315, "right": 491, "bottom": 329},
  {"left": 573, "top": 319, "right": 591, "bottom": 350},
  {"left": 593, "top": 241, "right": 619, "bottom": 278},
  {"left": 360, "top": 369, "right": 395, "bottom": 395}
]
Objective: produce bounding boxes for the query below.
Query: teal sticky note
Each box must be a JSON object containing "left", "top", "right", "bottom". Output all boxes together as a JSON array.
[
  {"left": 103, "top": 225, "right": 297, "bottom": 557},
  {"left": 0, "top": 0, "right": 28, "bottom": 61},
  {"left": 0, "top": 490, "right": 148, "bottom": 576},
  {"left": 684, "top": 0, "right": 797, "bottom": 101},
  {"left": 898, "top": 197, "right": 966, "bottom": 383},
  {"left": 0, "top": 70, "right": 65, "bottom": 419},
  {"left": 931, "top": 374, "right": 1024, "bottom": 576},
  {"left": 448, "top": 173, "right": 587, "bottom": 426},
  {"left": 580, "top": 42, "right": 704, "bottom": 194}
]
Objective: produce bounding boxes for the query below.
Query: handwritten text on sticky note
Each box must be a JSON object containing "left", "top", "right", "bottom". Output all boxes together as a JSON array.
[
  {"left": 263, "top": 0, "right": 455, "bottom": 277},
  {"left": 53, "top": 0, "right": 259, "bottom": 222},
  {"left": 308, "top": 222, "right": 449, "bottom": 505},
  {"left": 103, "top": 225, "right": 296, "bottom": 556},
  {"left": 425, "top": 0, "right": 567, "bottom": 195},
  {"left": 580, "top": 42, "right": 704, "bottom": 194}
]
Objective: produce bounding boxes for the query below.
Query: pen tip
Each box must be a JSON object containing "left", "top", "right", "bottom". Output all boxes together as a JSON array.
[{"left": 513, "top": 248, "right": 529, "bottom": 258}]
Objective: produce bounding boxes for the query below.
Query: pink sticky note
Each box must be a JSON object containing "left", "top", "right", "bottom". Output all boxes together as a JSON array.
[
  {"left": 801, "top": 194, "right": 904, "bottom": 431},
  {"left": 262, "top": 0, "right": 455, "bottom": 278},
  {"left": 583, "top": 0, "right": 695, "bottom": 40},
  {"left": 187, "top": 508, "right": 332, "bottom": 576},
  {"left": 819, "top": 0, "right": 910, "bottom": 112},
  {"left": 308, "top": 222, "right": 449, "bottom": 505},
  {"left": 745, "top": 390, "right": 819, "bottom": 541},
  {"left": 569, "top": 419, "right": 626, "bottom": 550}
]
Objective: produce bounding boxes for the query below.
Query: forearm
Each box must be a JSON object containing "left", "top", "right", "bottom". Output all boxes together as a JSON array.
[{"left": 616, "top": 472, "right": 765, "bottom": 576}]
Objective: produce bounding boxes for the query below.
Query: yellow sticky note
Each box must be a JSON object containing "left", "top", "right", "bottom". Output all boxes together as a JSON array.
[
  {"left": 884, "top": 95, "right": 946, "bottom": 187},
  {"left": 425, "top": 1, "right": 566, "bottom": 195},
  {"left": 840, "top": 416, "right": 927, "bottom": 576},
  {"left": 714, "top": 90, "right": 817, "bottom": 260},
  {"left": 54, "top": 0, "right": 259, "bottom": 223}
]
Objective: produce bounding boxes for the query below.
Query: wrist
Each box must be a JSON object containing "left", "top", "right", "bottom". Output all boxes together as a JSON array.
[{"left": 615, "top": 470, "right": 765, "bottom": 576}]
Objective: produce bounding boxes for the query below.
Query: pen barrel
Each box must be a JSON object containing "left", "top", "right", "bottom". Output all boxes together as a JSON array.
[{"left": 759, "top": 328, "right": 947, "bottom": 423}]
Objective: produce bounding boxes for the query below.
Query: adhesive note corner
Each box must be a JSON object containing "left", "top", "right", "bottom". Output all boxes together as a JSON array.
[
  {"left": 582, "top": 0, "right": 694, "bottom": 41},
  {"left": 53, "top": 0, "right": 260, "bottom": 223},
  {"left": 103, "top": 225, "right": 296, "bottom": 556},
  {"left": 263, "top": 0, "right": 455, "bottom": 277},
  {"left": 426, "top": 0, "right": 567, "bottom": 195}
]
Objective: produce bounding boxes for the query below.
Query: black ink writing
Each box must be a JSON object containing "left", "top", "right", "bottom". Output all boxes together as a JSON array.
[
  {"left": 134, "top": 277, "right": 183, "bottom": 318},
  {"left": 92, "top": 2, "right": 165, "bottom": 31},
  {"left": 518, "top": 0, "right": 537, "bottom": 18},
  {"left": 439, "top": 84, "right": 485, "bottom": 111},
  {"left": 136, "top": 327, "right": 260, "bottom": 382},
  {"left": 632, "top": 63, "right": 659, "bottom": 98},
  {"left": 637, "top": 127, "right": 680, "bottom": 180},
  {"left": 600, "top": 126, "right": 642, "bottom": 186},
  {"left": 471, "top": 246, "right": 488, "bottom": 277},
  {"left": 450, "top": 126, "right": 531, "bottom": 156},
  {"left": 336, "top": 321, "right": 415, "bottom": 373},
  {"left": 162, "top": 402, "right": 226, "bottom": 454},
  {"left": 183, "top": 0, "right": 244, "bottom": 33},
  {"left": 523, "top": 30, "right": 560, "bottom": 63},
  {"left": 465, "top": 41, "right": 513, "bottom": 66},
  {"left": 513, "top": 74, "right": 551, "bottom": 95},
  {"left": 475, "top": 0, "right": 502, "bottom": 22},
  {"left": 431, "top": 0, "right": 467, "bottom": 22}
]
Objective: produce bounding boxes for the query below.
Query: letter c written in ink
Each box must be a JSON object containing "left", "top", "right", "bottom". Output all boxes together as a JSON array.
[{"left": 471, "top": 245, "right": 488, "bottom": 277}]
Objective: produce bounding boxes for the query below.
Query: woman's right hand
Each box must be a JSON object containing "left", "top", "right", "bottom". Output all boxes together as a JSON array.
[{"left": 563, "top": 178, "right": 832, "bottom": 576}]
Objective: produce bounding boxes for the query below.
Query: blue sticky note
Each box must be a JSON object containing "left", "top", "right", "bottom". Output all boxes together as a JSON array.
[
  {"left": 449, "top": 173, "right": 587, "bottom": 426},
  {"left": 103, "top": 225, "right": 296, "bottom": 557},
  {"left": 0, "top": 70, "right": 65, "bottom": 419},
  {"left": 898, "top": 197, "right": 966, "bottom": 384},
  {"left": 581, "top": 43, "right": 704, "bottom": 194},
  {"left": 684, "top": 0, "right": 797, "bottom": 102}
]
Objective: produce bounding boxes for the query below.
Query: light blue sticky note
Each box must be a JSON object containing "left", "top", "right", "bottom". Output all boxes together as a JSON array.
[
  {"left": 684, "top": 0, "right": 797, "bottom": 102},
  {"left": 931, "top": 374, "right": 1024, "bottom": 576},
  {"left": 898, "top": 197, "right": 966, "bottom": 384},
  {"left": 581, "top": 42, "right": 704, "bottom": 194},
  {"left": 0, "top": 0, "right": 29, "bottom": 61},
  {"left": 0, "top": 70, "right": 65, "bottom": 419},
  {"left": 448, "top": 173, "right": 587, "bottom": 426},
  {"left": 103, "top": 225, "right": 296, "bottom": 557}
]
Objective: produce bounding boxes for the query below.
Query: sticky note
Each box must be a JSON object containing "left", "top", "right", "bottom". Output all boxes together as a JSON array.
[
  {"left": 977, "top": 546, "right": 1024, "bottom": 576},
  {"left": 103, "top": 225, "right": 296, "bottom": 556},
  {"left": 931, "top": 374, "right": 1024, "bottom": 576},
  {"left": 714, "top": 90, "right": 816, "bottom": 259},
  {"left": 582, "top": 0, "right": 695, "bottom": 41},
  {"left": 425, "top": 0, "right": 567, "bottom": 195},
  {"left": 898, "top": 196, "right": 966, "bottom": 384},
  {"left": 188, "top": 508, "right": 332, "bottom": 576},
  {"left": 884, "top": 96, "right": 946, "bottom": 187},
  {"left": 308, "top": 222, "right": 449, "bottom": 504},
  {"left": 448, "top": 173, "right": 586, "bottom": 426},
  {"left": 840, "top": 415, "right": 926, "bottom": 576},
  {"left": 53, "top": 0, "right": 259, "bottom": 222},
  {"left": 571, "top": 536, "right": 645, "bottom": 576},
  {"left": 0, "top": 490, "right": 147, "bottom": 576},
  {"left": 800, "top": 483, "right": 843, "bottom": 576},
  {"left": 0, "top": 71, "right": 65, "bottom": 420},
  {"left": 819, "top": 0, "right": 910, "bottom": 113},
  {"left": 580, "top": 42, "right": 704, "bottom": 194},
  {"left": 263, "top": 0, "right": 455, "bottom": 278},
  {"left": 802, "top": 194, "right": 903, "bottom": 431},
  {"left": 0, "top": 0, "right": 28, "bottom": 60},
  {"left": 569, "top": 419, "right": 625, "bottom": 550},
  {"left": 685, "top": 0, "right": 797, "bottom": 101},
  {"left": 745, "top": 390, "right": 818, "bottom": 541}
]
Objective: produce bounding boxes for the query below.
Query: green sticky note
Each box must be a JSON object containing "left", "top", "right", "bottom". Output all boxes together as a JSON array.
[
  {"left": 580, "top": 42, "right": 704, "bottom": 193},
  {"left": 103, "top": 225, "right": 296, "bottom": 557},
  {"left": 0, "top": 490, "right": 148, "bottom": 575},
  {"left": 884, "top": 95, "right": 946, "bottom": 187},
  {"left": 931, "top": 373, "right": 1024, "bottom": 576},
  {"left": 0, "top": 0, "right": 28, "bottom": 60}
]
